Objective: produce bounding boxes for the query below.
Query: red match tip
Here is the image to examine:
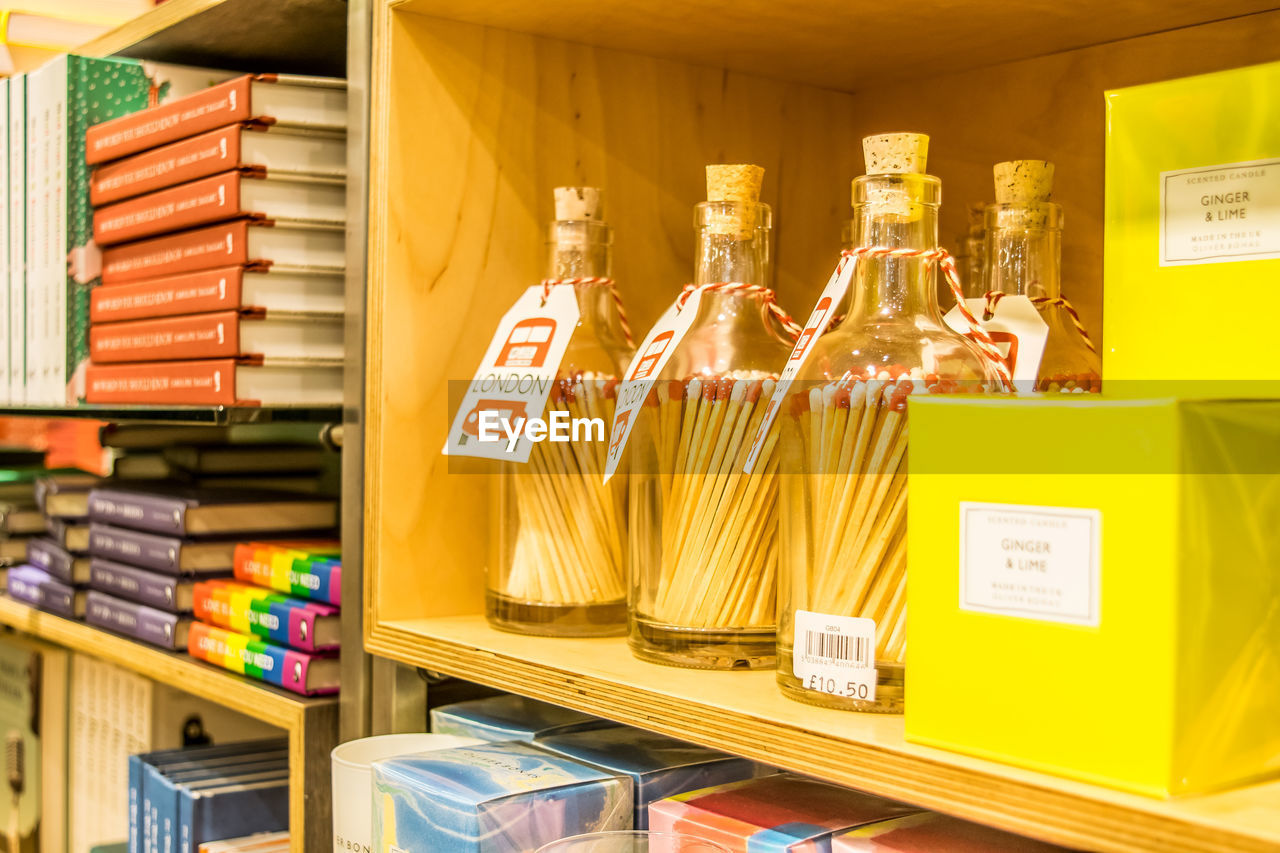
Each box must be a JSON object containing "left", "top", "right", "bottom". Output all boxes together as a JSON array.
[
  {"left": 745, "top": 380, "right": 764, "bottom": 404},
  {"left": 604, "top": 377, "right": 620, "bottom": 399},
  {"left": 834, "top": 387, "right": 851, "bottom": 409},
  {"left": 669, "top": 379, "right": 687, "bottom": 400},
  {"left": 716, "top": 379, "right": 733, "bottom": 402},
  {"left": 789, "top": 392, "right": 809, "bottom": 415}
]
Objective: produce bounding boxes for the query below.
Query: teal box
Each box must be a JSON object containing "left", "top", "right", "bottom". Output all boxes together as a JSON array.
[{"left": 430, "top": 695, "right": 618, "bottom": 742}]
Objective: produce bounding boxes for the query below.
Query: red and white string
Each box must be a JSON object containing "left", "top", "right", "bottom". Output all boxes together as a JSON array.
[
  {"left": 982, "top": 291, "right": 1097, "bottom": 353},
  {"left": 839, "top": 247, "right": 1015, "bottom": 391},
  {"left": 541, "top": 277, "right": 634, "bottom": 348},
  {"left": 676, "top": 282, "right": 804, "bottom": 340}
]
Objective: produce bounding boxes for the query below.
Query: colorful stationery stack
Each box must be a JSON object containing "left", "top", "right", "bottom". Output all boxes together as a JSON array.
[
  {"left": 185, "top": 539, "right": 342, "bottom": 696},
  {"left": 129, "top": 738, "right": 289, "bottom": 853},
  {"left": 3, "top": 56, "right": 234, "bottom": 406},
  {"left": 80, "top": 483, "right": 336, "bottom": 657},
  {"left": 81, "top": 73, "right": 348, "bottom": 406}
]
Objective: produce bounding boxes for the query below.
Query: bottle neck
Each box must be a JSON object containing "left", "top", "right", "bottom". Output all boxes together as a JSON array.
[
  {"left": 984, "top": 204, "right": 1062, "bottom": 299},
  {"left": 847, "top": 175, "right": 942, "bottom": 325},
  {"left": 545, "top": 220, "right": 610, "bottom": 279}
]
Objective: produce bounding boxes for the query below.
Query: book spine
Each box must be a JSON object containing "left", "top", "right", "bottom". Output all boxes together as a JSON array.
[
  {"left": 85, "top": 359, "right": 244, "bottom": 406},
  {"left": 91, "top": 310, "right": 246, "bottom": 363},
  {"left": 129, "top": 753, "right": 143, "bottom": 853},
  {"left": 102, "top": 220, "right": 250, "bottom": 284},
  {"left": 26, "top": 538, "right": 73, "bottom": 582},
  {"left": 9, "top": 569, "right": 75, "bottom": 617},
  {"left": 88, "top": 490, "right": 189, "bottom": 536},
  {"left": 51, "top": 57, "right": 70, "bottom": 405},
  {"left": 7, "top": 75, "right": 24, "bottom": 403},
  {"left": 91, "top": 265, "right": 248, "bottom": 323},
  {"left": 288, "top": 557, "right": 340, "bottom": 606},
  {"left": 232, "top": 543, "right": 273, "bottom": 587},
  {"left": 86, "top": 76, "right": 253, "bottom": 165},
  {"left": 0, "top": 76, "right": 9, "bottom": 403},
  {"left": 91, "top": 558, "right": 185, "bottom": 612},
  {"left": 25, "top": 64, "right": 44, "bottom": 403},
  {"left": 89, "top": 524, "right": 182, "bottom": 573},
  {"left": 187, "top": 622, "right": 331, "bottom": 696},
  {"left": 94, "top": 172, "right": 246, "bottom": 246},
  {"left": 86, "top": 591, "right": 186, "bottom": 650},
  {"left": 91, "top": 124, "right": 246, "bottom": 206}
]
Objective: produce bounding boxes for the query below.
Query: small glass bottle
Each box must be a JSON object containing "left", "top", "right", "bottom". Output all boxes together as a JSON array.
[
  {"left": 777, "top": 134, "right": 1003, "bottom": 712},
  {"left": 985, "top": 161, "right": 1101, "bottom": 393},
  {"left": 628, "top": 164, "right": 795, "bottom": 670},
  {"left": 488, "top": 187, "right": 634, "bottom": 637},
  {"left": 958, "top": 201, "right": 987, "bottom": 300}
]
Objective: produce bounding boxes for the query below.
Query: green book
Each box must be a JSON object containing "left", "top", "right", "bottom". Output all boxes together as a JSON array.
[{"left": 25, "top": 56, "right": 231, "bottom": 405}]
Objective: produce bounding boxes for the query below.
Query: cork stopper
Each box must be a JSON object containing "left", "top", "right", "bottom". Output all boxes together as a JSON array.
[
  {"left": 554, "top": 186, "right": 603, "bottom": 221},
  {"left": 863, "top": 133, "right": 929, "bottom": 175},
  {"left": 993, "top": 161, "right": 1054, "bottom": 204},
  {"left": 705, "top": 164, "right": 764, "bottom": 238}
]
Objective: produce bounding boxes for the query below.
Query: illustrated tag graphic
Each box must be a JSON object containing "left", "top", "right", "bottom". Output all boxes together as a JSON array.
[
  {"left": 602, "top": 288, "right": 705, "bottom": 482},
  {"left": 944, "top": 295, "right": 1048, "bottom": 389},
  {"left": 743, "top": 259, "right": 855, "bottom": 473},
  {"left": 444, "top": 285, "right": 579, "bottom": 462}
]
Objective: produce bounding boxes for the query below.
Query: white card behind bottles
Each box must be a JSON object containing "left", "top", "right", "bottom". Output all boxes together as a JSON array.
[{"left": 944, "top": 295, "right": 1048, "bottom": 387}]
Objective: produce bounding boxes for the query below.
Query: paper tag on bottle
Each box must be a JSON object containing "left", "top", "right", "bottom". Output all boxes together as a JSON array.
[
  {"left": 792, "top": 609, "right": 877, "bottom": 702},
  {"left": 743, "top": 259, "right": 855, "bottom": 473},
  {"left": 443, "top": 285, "right": 579, "bottom": 463},
  {"left": 601, "top": 288, "right": 705, "bottom": 482},
  {"left": 944, "top": 295, "right": 1048, "bottom": 388}
]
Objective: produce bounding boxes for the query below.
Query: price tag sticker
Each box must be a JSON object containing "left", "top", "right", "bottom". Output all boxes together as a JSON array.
[
  {"left": 793, "top": 609, "right": 877, "bottom": 702},
  {"left": 944, "top": 295, "right": 1048, "bottom": 390},
  {"left": 443, "top": 285, "right": 579, "bottom": 463},
  {"left": 744, "top": 258, "right": 855, "bottom": 473},
  {"left": 602, "top": 288, "right": 705, "bottom": 482}
]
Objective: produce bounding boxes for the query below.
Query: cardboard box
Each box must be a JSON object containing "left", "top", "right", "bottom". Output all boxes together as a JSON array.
[
  {"left": 429, "top": 695, "right": 618, "bottom": 743},
  {"left": 648, "top": 774, "right": 918, "bottom": 851},
  {"left": 904, "top": 394, "right": 1280, "bottom": 796},
  {"left": 535, "top": 727, "right": 759, "bottom": 829},
  {"left": 371, "top": 740, "right": 631, "bottom": 852},
  {"left": 1104, "top": 61, "right": 1280, "bottom": 383}
]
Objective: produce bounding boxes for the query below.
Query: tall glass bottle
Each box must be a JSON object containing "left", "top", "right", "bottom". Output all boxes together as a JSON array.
[
  {"left": 488, "top": 187, "right": 634, "bottom": 637},
  {"left": 985, "top": 160, "right": 1101, "bottom": 393},
  {"left": 777, "top": 134, "right": 1003, "bottom": 712},
  {"left": 957, "top": 201, "right": 987, "bottom": 300},
  {"left": 628, "top": 164, "right": 795, "bottom": 670}
]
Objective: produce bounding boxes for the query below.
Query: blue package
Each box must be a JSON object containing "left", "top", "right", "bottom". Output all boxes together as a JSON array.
[
  {"left": 372, "top": 740, "right": 632, "bottom": 852},
  {"left": 535, "top": 728, "right": 759, "bottom": 829},
  {"left": 430, "top": 695, "right": 619, "bottom": 743},
  {"left": 179, "top": 778, "right": 290, "bottom": 853}
]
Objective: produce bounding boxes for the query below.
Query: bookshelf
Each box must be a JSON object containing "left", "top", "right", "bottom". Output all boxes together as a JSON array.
[
  {"left": 77, "top": 0, "right": 347, "bottom": 76},
  {"left": 0, "top": 595, "right": 339, "bottom": 850},
  {"left": 361, "top": 1, "right": 1280, "bottom": 851}
]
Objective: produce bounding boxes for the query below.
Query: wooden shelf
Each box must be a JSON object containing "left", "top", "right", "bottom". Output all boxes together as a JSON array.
[
  {"left": 390, "top": 0, "right": 1278, "bottom": 89},
  {"left": 78, "top": 0, "right": 347, "bottom": 76},
  {"left": 368, "top": 616, "right": 1280, "bottom": 853},
  {"left": 0, "top": 595, "right": 338, "bottom": 852},
  {"left": 0, "top": 404, "right": 342, "bottom": 427}
]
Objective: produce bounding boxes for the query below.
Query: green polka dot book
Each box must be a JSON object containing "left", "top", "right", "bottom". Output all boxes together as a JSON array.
[{"left": 24, "top": 56, "right": 231, "bottom": 405}]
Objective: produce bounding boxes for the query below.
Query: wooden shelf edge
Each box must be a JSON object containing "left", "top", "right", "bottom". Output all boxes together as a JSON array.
[
  {"left": 0, "top": 595, "right": 333, "bottom": 730},
  {"left": 366, "top": 618, "right": 1280, "bottom": 853},
  {"left": 77, "top": 0, "right": 229, "bottom": 58}
]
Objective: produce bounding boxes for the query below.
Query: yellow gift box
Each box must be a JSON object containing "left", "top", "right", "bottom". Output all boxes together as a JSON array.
[
  {"left": 1105, "top": 61, "right": 1280, "bottom": 382},
  {"left": 903, "top": 393, "right": 1280, "bottom": 797}
]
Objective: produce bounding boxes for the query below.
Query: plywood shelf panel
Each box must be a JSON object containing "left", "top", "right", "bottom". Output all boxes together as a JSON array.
[
  {"left": 369, "top": 615, "right": 1280, "bottom": 853},
  {"left": 389, "top": 0, "right": 1278, "bottom": 90}
]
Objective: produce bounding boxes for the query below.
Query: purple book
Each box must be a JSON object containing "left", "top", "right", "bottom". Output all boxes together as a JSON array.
[
  {"left": 26, "top": 537, "right": 92, "bottom": 584},
  {"left": 88, "top": 523, "right": 242, "bottom": 576},
  {"left": 8, "top": 565, "right": 86, "bottom": 618},
  {"left": 90, "top": 557, "right": 225, "bottom": 613},
  {"left": 85, "top": 590, "right": 192, "bottom": 650},
  {"left": 87, "top": 487, "right": 337, "bottom": 538}
]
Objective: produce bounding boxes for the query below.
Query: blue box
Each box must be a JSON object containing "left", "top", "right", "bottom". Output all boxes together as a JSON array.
[
  {"left": 372, "top": 740, "right": 631, "bottom": 852},
  {"left": 429, "top": 695, "right": 618, "bottom": 742},
  {"left": 536, "top": 727, "right": 759, "bottom": 829}
]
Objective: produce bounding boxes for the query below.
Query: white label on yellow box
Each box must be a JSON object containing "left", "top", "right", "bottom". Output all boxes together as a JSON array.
[
  {"left": 959, "top": 502, "right": 1101, "bottom": 626},
  {"left": 792, "top": 609, "right": 877, "bottom": 701},
  {"left": 1160, "top": 158, "right": 1280, "bottom": 266}
]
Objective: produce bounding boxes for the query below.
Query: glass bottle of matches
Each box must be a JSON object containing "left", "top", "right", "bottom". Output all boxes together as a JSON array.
[
  {"left": 985, "top": 161, "right": 1101, "bottom": 392},
  {"left": 628, "top": 165, "right": 796, "bottom": 669},
  {"left": 777, "top": 134, "right": 1003, "bottom": 712},
  {"left": 487, "top": 187, "right": 634, "bottom": 637}
]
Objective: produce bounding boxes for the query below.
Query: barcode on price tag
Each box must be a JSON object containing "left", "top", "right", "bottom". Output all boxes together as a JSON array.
[{"left": 793, "top": 609, "right": 877, "bottom": 702}]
